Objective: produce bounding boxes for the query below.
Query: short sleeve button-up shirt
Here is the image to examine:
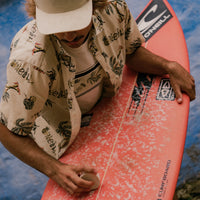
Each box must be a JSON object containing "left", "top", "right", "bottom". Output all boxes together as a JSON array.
[{"left": 0, "top": 0, "right": 144, "bottom": 159}]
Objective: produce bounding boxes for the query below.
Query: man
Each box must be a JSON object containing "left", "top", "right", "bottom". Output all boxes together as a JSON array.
[{"left": 0, "top": 0, "right": 195, "bottom": 196}]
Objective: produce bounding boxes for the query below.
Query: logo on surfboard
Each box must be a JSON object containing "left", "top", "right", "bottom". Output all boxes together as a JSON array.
[
  {"left": 156, "top": 79, "right": 175, "bottom": 101},
  {"left": 157, "top": 160, "right": 171, "bottom": 200},
  {"left": 136, "top": 0, "right": 173, "bottom": 41},
  {"left": 128, "top": 73, "right": 154, "bottom": 117}
]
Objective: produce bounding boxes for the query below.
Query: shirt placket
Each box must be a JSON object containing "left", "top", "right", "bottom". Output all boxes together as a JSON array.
[{"left": 51, "top": 35, "right": 82, "bottom": 143}]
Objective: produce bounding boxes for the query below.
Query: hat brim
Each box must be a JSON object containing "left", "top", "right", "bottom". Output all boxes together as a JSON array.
[{"left": 36, "top": 0, "right": 93, "bottom": 35}]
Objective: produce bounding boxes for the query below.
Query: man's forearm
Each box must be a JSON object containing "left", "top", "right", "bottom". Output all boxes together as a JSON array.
[
  {"left": 126, "top": 46, "right": 170, "bottom": 75},
  {"left": 0, "top": 123, "right": 97, "bottom": 194},
  {"left": 0, "top": 123, "right": 58, "bottom": 178},
  {"left": 126, "top": 46, "right": 195, "bottom": 102}
]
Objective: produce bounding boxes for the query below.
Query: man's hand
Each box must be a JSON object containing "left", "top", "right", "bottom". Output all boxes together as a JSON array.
[
  {"left": 50, "top": 162, "right": 97, "bottom": 195},
  {"left": 0, "top": 123, "right": 97, "bottom": 196},
  {"left": 167, "top": 61, "right": 196, "bottom": 103},
  {"left": 126, "top": 46, "right": 196, "bottom": 103}
]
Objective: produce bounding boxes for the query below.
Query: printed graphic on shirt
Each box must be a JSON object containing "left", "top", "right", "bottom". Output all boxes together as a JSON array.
[
  {"left": 42, "top": 127, "right": 57, "bottom": 156},
  {"left": 48, "top": 89, "right": 68, "bottom": 99},
  {"left": 0, "top": 112, "right": 7, "bottom": 126},
  {"left": 32, "top": 42, "right": 46, "bottom": 55},
  {"left": 105, "top": 1, "right": 125, "bottom": 23},
  {"left": 101, "top": 45, "right": 124, "bottom": 77},
  {"left": 45, "top": 99, "right": 54, "bottom": 107},
  {"left": 81, "top": 113, "right": 94, "bottom": 127},
  {"left": 56, "top": 121, "right": 71, "bottom": 142},
  {"left": 103, "top": 28, "right": 124, "bottom": 46},
  {"left": 23, "top": 96, "right": 36, "bottom": 110},
  {"left": 27, "top": 22, "right": 37, "bottom": 42},
  {"left": 10, "top": 38, "right": 20, "bottom": 50},
  {"left": 57, "top": 52, "right": 76, "bottom": 73},
  {"left": 129, "top": 37, "right": 143, "bottom": 53},
  {"left": 109, "top": 56, "right": 124, "bottom": 76},
  {"left": 46, "top": 68, "right": 57, "bottom": 89},
  {"left": 11, "top": 118, "right": 33, "bottom": 136},
  {"left": 2, "top": 82, "right": 20, "bottom": 102},
  {"left": 10, "top": 60, "right": 32, "bottom": 83},
  {"left": 74, "top": 62, "right": 103, "bottom": 98}
]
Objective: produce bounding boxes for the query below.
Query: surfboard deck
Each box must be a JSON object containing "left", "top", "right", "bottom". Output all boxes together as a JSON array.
[{"left": 42, "top": 0, "right": 190, "bottom": 199}]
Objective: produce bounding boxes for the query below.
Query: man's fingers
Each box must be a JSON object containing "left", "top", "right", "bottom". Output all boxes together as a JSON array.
[
  {"left": 64, "top": 167, "right": 95, "bottom": 194},
  {"left": 173, "top": 85, "right": 183, "bottom": 104},
  {"left": 177, "top": 97, "right": 183, "bottom": 104},
  {"left": 180, "top": 78, "right": 195, "bottom": 101},
  {"left": 54, "top": 163, "right": 98, "bottom": 195},
  {"left": 187, "top": 88, "right": 196, "bottom": 101},
  {"left": 187, "top": 78, "right": 196, "bottom": 101},
  {"left": 171, "top": 75, "right": 196, "bottom": 103},
  {"left": 71, "top": 172, "right": 94, "bottom": 189},
  {"left": 62, "top": 174, "right": 93, "bottom": 195},
  {"left": 61, "top": 181, "right": 75, "bottom": 195},
  {"left": 168, "top": 61, "right": 196, "bottom": 102},
  {"left": 73, "top": 165, "right": 97, "bottom": 174}
]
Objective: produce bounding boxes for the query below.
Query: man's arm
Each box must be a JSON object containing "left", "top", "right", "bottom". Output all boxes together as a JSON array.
[
  {"left": 126, "top": 46, "right": 196, "bottom": 103},
  {"left": 0, "top": 123, "right": 96, "bottom": 195}
]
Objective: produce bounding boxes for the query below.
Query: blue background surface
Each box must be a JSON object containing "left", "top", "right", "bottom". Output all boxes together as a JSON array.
[{"left": 0, "top": 0, "right": 199, "bottom": 199}]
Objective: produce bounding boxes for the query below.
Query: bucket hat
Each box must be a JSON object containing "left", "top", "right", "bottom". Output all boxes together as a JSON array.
[{"left": 35, "top": 0, "right": 93, "bottom": 34}]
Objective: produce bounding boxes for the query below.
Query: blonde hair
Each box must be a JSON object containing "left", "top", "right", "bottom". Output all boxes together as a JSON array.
[
  {"left": 25, "top": 0, "right": 108, "bottom": 19},
  {"left": 25, "top": 0, "right": 36, "bottom": 18}
]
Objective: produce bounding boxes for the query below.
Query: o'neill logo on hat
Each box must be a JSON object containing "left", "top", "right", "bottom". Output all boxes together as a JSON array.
[{"left": 136, "top": 0, "right": 173, "bottom": 41}]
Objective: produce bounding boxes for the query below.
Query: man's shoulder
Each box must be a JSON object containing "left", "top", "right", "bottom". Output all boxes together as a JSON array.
[
  {"left": 100, "top": 0, "right": 129, "bottom": 13},
  {"left": 9, "top": 20, "right": 57, "bottom": 68},
  {"left": 93, "top": 0, "right": 130, "bottom": 28}
]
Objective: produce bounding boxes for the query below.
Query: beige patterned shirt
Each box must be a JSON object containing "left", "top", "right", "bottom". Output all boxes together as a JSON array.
[{"left": 0, "top": 0, "right": 144, "bottom": 158}]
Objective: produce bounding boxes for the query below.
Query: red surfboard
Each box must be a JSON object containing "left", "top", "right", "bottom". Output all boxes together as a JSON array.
[{"left": 42, "top": 0, "right": 190, "bottom": 199}]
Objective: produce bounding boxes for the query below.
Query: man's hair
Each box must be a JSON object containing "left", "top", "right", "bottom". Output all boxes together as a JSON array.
[{"left": 25, "top": 0, "right": 108, "bottom": 19}]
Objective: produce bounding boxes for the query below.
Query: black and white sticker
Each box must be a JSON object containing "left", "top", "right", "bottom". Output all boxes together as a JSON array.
[
  {"left": 136, "top": 0, "right": 173, "bottom": 41},
  {"left": 129, "top": 73, "right": 154, "bottom": 116},
  {"left": 156, "top": 79, "right": 175, "bottom": 101}
]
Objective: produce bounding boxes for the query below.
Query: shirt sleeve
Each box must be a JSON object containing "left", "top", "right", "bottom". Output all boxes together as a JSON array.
[
  {"left": 124, "top": 2, "right": 145, "bottom": 55},
  {"left": 0, "top": 59, "right": 50, "bottom": 136}
]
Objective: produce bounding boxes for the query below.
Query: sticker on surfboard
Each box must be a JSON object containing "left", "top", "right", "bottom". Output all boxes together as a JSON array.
[
  {"left": 128, "top": 73, "right": 154, "bottom": 117},
  {"left": 156, "top": 79, "right": 175, "bottom": 101},
  {"left": 136, "top": 0, "right": 173, "bottom": 41}
]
